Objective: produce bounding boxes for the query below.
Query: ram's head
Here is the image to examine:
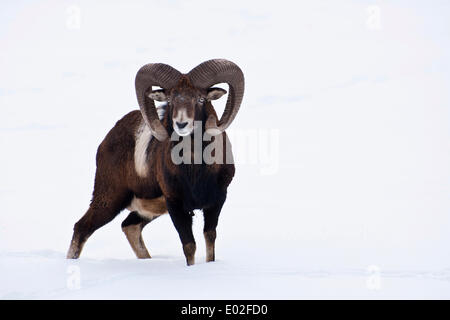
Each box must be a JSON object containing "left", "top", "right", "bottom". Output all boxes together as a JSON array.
[{"left": 135, "top": 59, "right": 245, "bottom": 139}]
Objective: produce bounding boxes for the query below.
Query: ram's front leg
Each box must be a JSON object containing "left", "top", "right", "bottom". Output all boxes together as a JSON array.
[
  {"left": 203, "top": 197, "right": 226, "bottom": 262},
  {"left": 166, "top": 199, "right": 196, "bottom": 266}
]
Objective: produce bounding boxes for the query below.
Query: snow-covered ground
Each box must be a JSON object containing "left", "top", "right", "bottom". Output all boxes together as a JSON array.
[{"left": 1, "top": 0, "right": 450, "bottom": 299}]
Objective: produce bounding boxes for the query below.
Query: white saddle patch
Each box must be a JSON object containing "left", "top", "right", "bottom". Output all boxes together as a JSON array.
[
  {"left": 134, "top": 122, "right": 152, "bottom": 177},
  {"left": 134, "top": 105, "right": 166, "bottom": 177}
]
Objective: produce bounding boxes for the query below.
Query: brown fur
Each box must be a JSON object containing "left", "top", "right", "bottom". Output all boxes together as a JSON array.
[
  {"left": 128, "top": 196, "right": 168, "bottom": 216},
  {"left": 122, "top": 223, "right": 151, "bottom": 259},
  {"left": 183, "top": 242, "right": 196, "bottom": 266},
  {"left": 204, "top": 230, "right": 216, "bottom": 262},
  {"left": 67, "top": 77, "right": 235, "bottom": 266}
]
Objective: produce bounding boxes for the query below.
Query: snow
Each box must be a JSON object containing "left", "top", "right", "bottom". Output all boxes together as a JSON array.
[
  {"left": 2, "top": 250, "right": 450, "bottom": 299},
  {"left": 1, "top": 0, "right": 450, "bottom": 299}
]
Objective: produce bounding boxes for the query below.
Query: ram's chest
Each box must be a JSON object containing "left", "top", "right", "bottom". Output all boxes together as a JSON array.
[{"left": 161, "top": 165, "right": 223, "bottom": 210}]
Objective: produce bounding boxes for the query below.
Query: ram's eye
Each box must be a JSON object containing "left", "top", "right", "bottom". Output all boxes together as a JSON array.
[{"left": 198, "top": 97, "right": 205, "bottom": 104}]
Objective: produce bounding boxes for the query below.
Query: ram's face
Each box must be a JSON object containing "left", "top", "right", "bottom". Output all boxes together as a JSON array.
[
  {"left": 169, "top": 87, "right": 201, "bottom": 136},
  {"left": 148, "top": 85, "right": 227, "bottom": 137}
]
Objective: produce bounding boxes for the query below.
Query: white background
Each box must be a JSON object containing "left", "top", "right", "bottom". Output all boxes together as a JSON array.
[{"left": 1, "top": 0, "right": 449, "bottom": 299}]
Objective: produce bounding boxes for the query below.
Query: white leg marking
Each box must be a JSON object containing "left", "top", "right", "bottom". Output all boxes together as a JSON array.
[{"left": 122, "top": 224, "right": 151, "bottom": 259}]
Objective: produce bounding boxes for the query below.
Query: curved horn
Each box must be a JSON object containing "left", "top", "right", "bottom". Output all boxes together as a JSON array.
[
  {"left": 188, "top": 59, "right": 245, "bottom": 135},
  {"left": 135, "top": 63, "right": 181, "bottom": 140}
]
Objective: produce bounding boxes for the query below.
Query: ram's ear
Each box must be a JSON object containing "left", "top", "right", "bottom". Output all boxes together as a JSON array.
[
  {"left": 147, "top": 89, "right": 168, "bottom": 102},
  {"left": 206, "top": 87, "right": 227, "bottom": 101}
]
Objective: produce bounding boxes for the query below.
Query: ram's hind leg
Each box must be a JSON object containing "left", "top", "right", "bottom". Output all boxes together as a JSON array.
[
  {"left": 67, "top": 205, "right": 122, "bottom": 259},
  {"left": 67, "top": 187, "right": 131, "bottom": 259},
  {"left": 121, "top": 212, "right": 157, "bottom": 259},
  {"left": 123, "top": 196, "right": 167, "bottom": 259}
]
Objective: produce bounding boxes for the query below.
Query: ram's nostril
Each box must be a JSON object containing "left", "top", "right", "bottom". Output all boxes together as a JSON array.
[{"left": 176, "top": 121, "right": 188, "bottom": 129}]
